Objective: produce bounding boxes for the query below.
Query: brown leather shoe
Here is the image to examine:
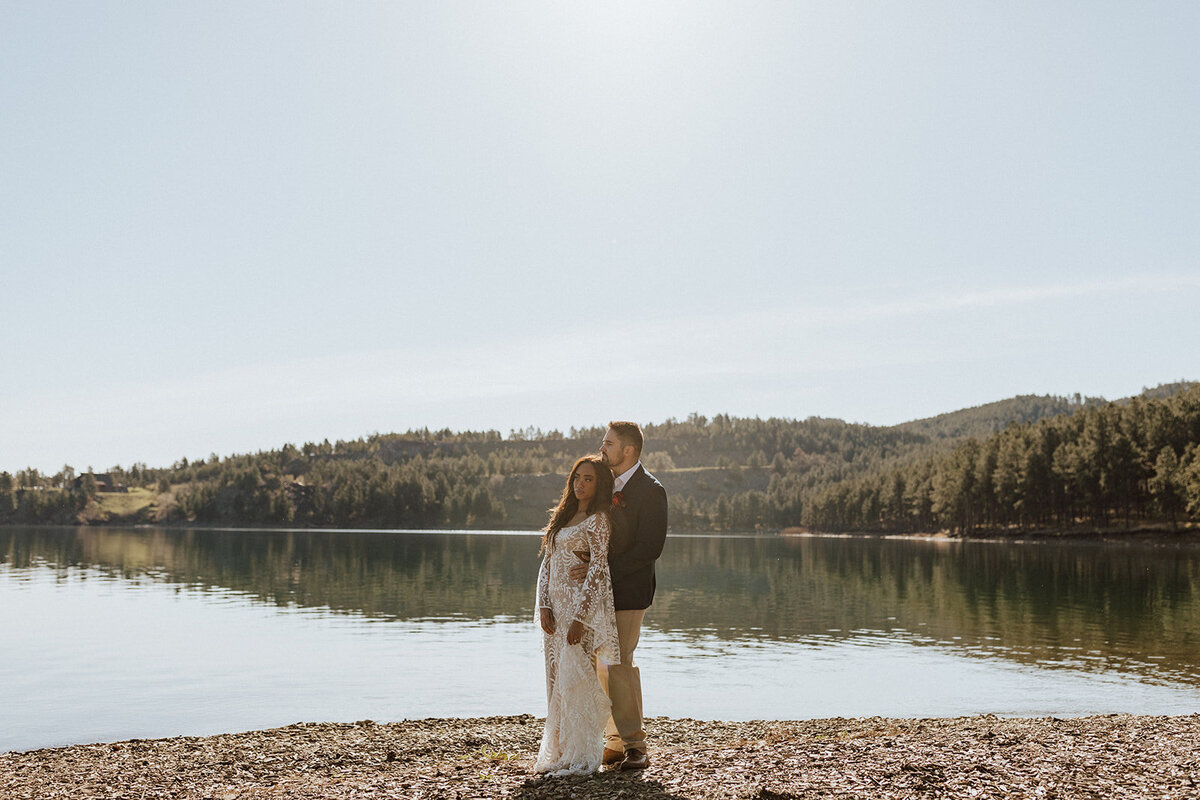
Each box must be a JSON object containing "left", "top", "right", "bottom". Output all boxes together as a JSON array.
[
  {"left": 619, "top": 749, "right": 649, "bottom": 771},
  {"left": 602, "top": 748, "right": 624, "bottom": 766}
]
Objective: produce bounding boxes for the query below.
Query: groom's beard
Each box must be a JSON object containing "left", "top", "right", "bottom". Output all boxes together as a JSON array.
[{"left": 601, "top": 452, "right": 628, "bottom": 474}]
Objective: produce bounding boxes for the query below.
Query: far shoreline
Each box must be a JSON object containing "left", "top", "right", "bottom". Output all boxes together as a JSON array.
[{"left": 5, "top": 519, "right": 1200, "bottom": 546}]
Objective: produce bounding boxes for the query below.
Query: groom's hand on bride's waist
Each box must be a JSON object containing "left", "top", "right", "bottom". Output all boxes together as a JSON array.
[{"left": 568, "top": 550, "right": 590, "bottom": 582}]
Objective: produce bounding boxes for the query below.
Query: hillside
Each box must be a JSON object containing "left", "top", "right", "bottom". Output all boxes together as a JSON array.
[
  {"left": 891, "top": 394, "right": 1097, "bottom": 441},
  {"left": 803, "top": 384, "right": 1200, "bottom": 535},
  {"left": 2, "top": 383, "right": 1197, "bottom": 534}
]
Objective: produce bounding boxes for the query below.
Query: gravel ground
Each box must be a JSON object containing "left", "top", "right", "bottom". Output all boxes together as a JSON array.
[{"left": 2, "top": 714, "right": 1198, "bottom": 799}]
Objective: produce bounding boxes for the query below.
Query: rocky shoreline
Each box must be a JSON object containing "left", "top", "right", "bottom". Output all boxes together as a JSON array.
[{"left": 3, "top": 714, "right": 1198, "bottom": 798}]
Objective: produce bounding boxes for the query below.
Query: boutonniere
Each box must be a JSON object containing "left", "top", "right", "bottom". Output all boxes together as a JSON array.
[{"left": 612, "top": 491, "right": 627, "bottom": 509}]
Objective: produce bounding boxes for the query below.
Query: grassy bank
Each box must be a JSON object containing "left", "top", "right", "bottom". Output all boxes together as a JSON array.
[
  {"left": 3, "top": 714, "right": 1197, "bottom": 798},
  {"left": 92, "top": 488, "right": 157, "bottom": 520}
]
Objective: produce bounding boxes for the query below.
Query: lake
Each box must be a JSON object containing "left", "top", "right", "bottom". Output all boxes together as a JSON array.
[{"left": 2, "top": 526, "right": 1198, "bottom": 753}]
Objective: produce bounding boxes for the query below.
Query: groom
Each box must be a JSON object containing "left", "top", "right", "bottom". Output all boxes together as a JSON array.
[{"left": 572, "top": 420, "right": 668, "bottom": 771}]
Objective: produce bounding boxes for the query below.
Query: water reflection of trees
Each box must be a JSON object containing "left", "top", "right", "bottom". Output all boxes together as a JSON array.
[
  {"left": 655, "top": 535, "right": 1200, "bottom": 682},
  {"left": 3, "top": 527, "right": 1198, "bottom": 682},
  {"left": 0, "top": 527, "right": 542, "bottom": 622}
]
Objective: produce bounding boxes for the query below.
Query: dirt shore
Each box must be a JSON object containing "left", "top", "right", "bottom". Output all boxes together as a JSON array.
[{"left": 3, "top": 714, "right": 1198, "bottom": 799}]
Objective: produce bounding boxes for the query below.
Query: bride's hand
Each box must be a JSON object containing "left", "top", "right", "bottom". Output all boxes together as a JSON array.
[
  {"left": 540, "top": 608, "right": 556, "bottom": 635},
  {"left": 566, "top": 619, "right": 585, "bottom": 645},
  {"left": 568, "top": 560, "right": 589, "bottom": 582}
]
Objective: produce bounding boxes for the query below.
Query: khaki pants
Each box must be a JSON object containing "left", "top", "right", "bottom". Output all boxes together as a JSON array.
[{"left": 596, "top": 608, "right": 646, "bottom": 752}]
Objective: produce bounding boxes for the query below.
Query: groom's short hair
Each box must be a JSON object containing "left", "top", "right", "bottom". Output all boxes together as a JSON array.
[{"left": 608, "top": 421, "right": 644, "bottom": 458}]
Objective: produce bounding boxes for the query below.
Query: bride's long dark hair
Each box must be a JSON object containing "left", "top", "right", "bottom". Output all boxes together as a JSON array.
[{"left": 541, "top": 455, "right": 614, "bottom": 555}]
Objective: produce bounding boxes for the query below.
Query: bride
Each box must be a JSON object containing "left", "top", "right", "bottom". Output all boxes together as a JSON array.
[{"left": 534, "top": 455, "right": 621, "bottom": 776}]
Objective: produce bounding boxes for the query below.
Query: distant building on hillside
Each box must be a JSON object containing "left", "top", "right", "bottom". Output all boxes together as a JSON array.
[{"left": 71, "top": 473, "right": 128, "bottom": 493}]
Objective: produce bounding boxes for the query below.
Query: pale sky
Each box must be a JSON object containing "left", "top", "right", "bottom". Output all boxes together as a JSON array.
[{"left": 3, "top": 2, "right": 1199, "bottom": 474}]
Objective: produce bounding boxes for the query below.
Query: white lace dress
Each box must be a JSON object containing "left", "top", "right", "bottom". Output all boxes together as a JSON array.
[{"left": 534, "top": 512, "right": 621, "bottom": 776}]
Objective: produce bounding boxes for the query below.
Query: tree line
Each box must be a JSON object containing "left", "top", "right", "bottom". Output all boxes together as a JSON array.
[
  {"left": 800, "top": 386, "right": 1200, "bottom": 533},
  {"left": 2, "top": 384, "right": 1197, "bottom": 532}
]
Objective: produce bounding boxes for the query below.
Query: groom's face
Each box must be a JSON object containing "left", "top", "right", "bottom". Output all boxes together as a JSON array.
[{"left": 600, "top": 428, "right": 634, "bottom": 474}]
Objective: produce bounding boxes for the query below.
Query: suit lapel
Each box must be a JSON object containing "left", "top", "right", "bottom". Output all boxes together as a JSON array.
[{"left": 619, "top": 464, "right": 646, "bottom": 496}]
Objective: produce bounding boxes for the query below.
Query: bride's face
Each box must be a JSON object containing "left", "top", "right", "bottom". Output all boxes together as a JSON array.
[{"left": 572, "top": 463, "right": 598, "bottom": 506}]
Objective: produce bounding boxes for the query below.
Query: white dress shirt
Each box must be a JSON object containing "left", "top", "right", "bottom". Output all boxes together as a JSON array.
[{"left": 613, "top": 461, "right": 641, "bottom": 493}]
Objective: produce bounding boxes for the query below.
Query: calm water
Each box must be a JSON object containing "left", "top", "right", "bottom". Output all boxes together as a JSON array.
[{"left": 2, "top": 526, "right": 1198, "bottom": 753}]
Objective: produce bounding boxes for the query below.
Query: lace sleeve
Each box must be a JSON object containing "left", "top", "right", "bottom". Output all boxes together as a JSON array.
[
  {"left": 571, "top": 513, "right": 620, "bottom": 664},
  {"left": 537, "top": 552, "right": 551, "bottom": 612},
  {"left": 572, "top": 513, "right": 611, "bottom": 624}
]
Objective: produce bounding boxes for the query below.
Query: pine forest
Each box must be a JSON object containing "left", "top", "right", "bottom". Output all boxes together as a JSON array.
[{"left": 4, "top": 382, "right": 1199, "bottom": 537}]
